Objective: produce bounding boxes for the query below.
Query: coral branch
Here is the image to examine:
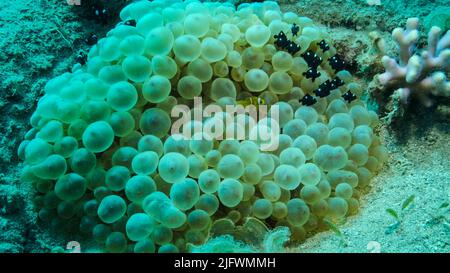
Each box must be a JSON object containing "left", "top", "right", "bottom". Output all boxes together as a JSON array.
[{"left": 378, "top": 18, "right": 450, "bottom": 107}]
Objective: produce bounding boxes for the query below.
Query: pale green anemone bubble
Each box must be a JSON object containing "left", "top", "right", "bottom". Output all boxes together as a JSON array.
[
  {"left": 57, "top": 201, "right": 76, "bottom": 220},
  {"left": 173, "top": 34, "right": 202, "bottom": 62},
  {"left": 272, "top": 201, "right": 288, "bottom": 219},
  {"left": 313, "top": 145, "right": 348, "bottom": 172},
  {"left": 184, "top": 13, "right": 210, "bottom": 37},
  {"left": 300, "top": 185, "right": 321, "bottom": 204},
  {"left": 158, "top": 244, "right": 179, "bottom": 253},
  {"left": 106, "top": 81, "right": 138, "bottom": 111},
  {"left": 151, "top": 55, "right": 178, "bottom": 79},
  {"left": 218, "top": 139, "right": 240, "bottom": 155},
  {"left": 242, "top": 164, "right": 263, "bottom": 185},
  {"left": 54, "top": 173, "right": 87, "bottom": 202},
  {"left": 292, "top": 135, "right": 317, "bottom": 160},
  {"left": 70, "top": 148, "right": 96, "bottom": 175},
  {"left": 170, "top": 178, "right": 200, "bottom": 211},
  {"left": 256, "top": 153, "right": 275, "bottom": 176},
  {"left": 31, "top": 154, "right": 67, "bottom": 180},
  {"left": 142, "top": 75, "right": 171, "bottom": 104},
  {"left": 187, "top": 58, "right": 213, "bottom": 82},
  {"left": 195, "top": 194, "right": 219, "bottom": 216},
  {"left": 327, "top": 169, "right": 359, "bottom": 188},
  {"left": 200, "top": 37, "right": 228, "bottom": 63},
  {"left": 99, "top": 65, "right": 127, "bottom": 84},
  {"left": 137, "top": 135, "right": 164, "bottom": 156},
  {"left": 119, "top": 35, "right": 145, "bottom": 56},
  {"left": 295, "top": 106, "right": 318, "bottom": 125},
  {"left": 299, "top": 163, "right": 321, "bottom": 186},
  {"left": 327, "top": 197, "right": 348, "bottom": 219},
  {"left": 142, "top": 191, "right": 170, "bottom": 218},
  {"left": 161, "top": 206, "right": 187, "bottom": 229},
  {"left": 112, "top": 146, "right": 138, "bottom": 168},
  {"left": 80, "top": 100, "right": 111, "bottom": 123},
  {"left": 164, "top": 135, "right": 191, "bottom": 157},
  {"left": 245, "top": 24, "right": 271, "bottom": 47},
  {"left": 328, "top": 127, "right": 351, "bottom": 148},
  {"left": 68, "top": 119, "right": 88, "bottom": 140},
  {"left": 350, "top": 105, "right": 371, "bottom": 126},
  {"left": 287, "top": 198, "right": 310, "bottom": 226},
  {"left": 252, "top": 198, "right": 273, "bottom": 219},
  {"left": 187, "top": 209, "right": 210, "bottom": 230},
  {"left": 335, "top": 183, "right": 353, "bottom": 199},
  {"left": 109, "top": 111, "right": 135, "bottom": 137},
  {"left": 136, "top": 12, "right": 164, "bottom": 36},
  {"left": 328, "top": 113, "right": 354, "bottom": 131},
  {"left": 217, "top": 154, "right": 244, "bottom": 179},
  {"left": 145, "top": 26, "right": 174, "bottom": 56},
  {"left": 82, "top": 121, "right": 115, "bottom": 153},
  {"left": 279, "top": 147, "right": 305, "bottom": 167},
  {"left": 352, "top": 125, "right": 373, "bottom": 147},
  {"left": 274, "top": 164, "right": 301, "bottom": 190},
  {"left": 24, "top": 138, "right": 52, "bottom": 164},
  {"left": 134, "top": 239, "right": 156, "bottom": 253},
  {"left": 105, "top": 166, "right": 130, "bottom": 191},
  {"left": 269, "top": 72, "right": 293, "bottom": 95},
  {"left": 205, "top": 149, "right": 222, "bottom": 167},
  {"left": 158, "top": 152, "right": 189, "bottom": 184},
  {"left": 348, "top": 143, "right": 369, "bottom": 166},
  {"left": 238, "top": 140, "right": 260, "bottom": 164},
  {"left": 188, "top": 154, "right": 207, "bottom": 178},
  {"left": 260, "top": 181, "right": 281, "bottom": 202},
  {"left": 132, "top": 151, "right": 159, "bottom": 175},
  {"left": 273, "top": 134, "right": 293, "bottom": 155},
  {"left": 139, "top": 108, "right": 171, "bottom": 138},
  {"left": 177, "top": 75, "right": 203, "bottom": 99},
  {"left": 122, "top": 55, "right": 152, "bottom": 83},
  {"left": 98, "top": 37, "right": 122, "bottom": 62},
  {"left": 105, "top": 232, "right": 128, "bottom": 253},
  {"left": 272, "top": 51, "right": 294, "bottom": 72},
  {"left": 189, "top": 133, "right": 214, "bottom": 156},
  {"left": 218, "top": 178, "right": 243, "bottom": 208},
  {"left": 283, "top": 118, "right": 307, "bottom": 139},
  {"left": 83, "top": 199, "right": 98, "bottom": 217},
  {"left": 306, "top": 122, "right": 329, "bottom": 146},
  {"left": 151, "top": 225, "right": 173, "bottom": 245},
  {"left": 36, "top": 120, "right": 63, "bottom": 143},
  {"left": 97, "top": 195, "right": 127, "bottom": 224},
  {"left": 126, "top": 213, "right": 156, "bottom": 241},
  {"left": 210, "top": 78, "right": 237, "bottom": 101}
]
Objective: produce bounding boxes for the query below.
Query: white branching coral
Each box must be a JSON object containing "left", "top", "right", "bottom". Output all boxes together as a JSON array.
[{"left": 379, "top": 18, "right": 450, "bottom": 107}]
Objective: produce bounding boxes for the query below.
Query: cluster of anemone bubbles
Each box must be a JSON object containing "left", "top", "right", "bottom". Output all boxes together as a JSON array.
[{"left": 18, "top": 0, "right": 388, "bottom": 253}]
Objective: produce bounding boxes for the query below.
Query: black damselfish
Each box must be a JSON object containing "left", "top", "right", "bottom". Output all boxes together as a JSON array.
[
  {"left": 342, "top": 90, "right": 357, "bottom": 102},
  {"left": 124, "top": 19, "right": 137, "bottom": 27},
  {"left": 291, "top": 23, "right": 300, "bottom": 36},
  {"left": 314, "top": 87, "right": 331, "bottom": 98},
  {"left": 329, "top": 55, "right": 346, "bottom": 72},
  {"left": 86, "top": 33, "right": 98, "bottom": 45},
  {"left": 301, "top": 94, "right": 317, "bottom": 106},
  {"left": 274, "top": 31, "right": 290, "bottom": 48},
  {"left": 76, "top": 51, "right": 88, "bottom": 65},
  {"left": 332, "top": 77, "right": 345, "bottom": 87},
  {"left": 314, "top": 77, "right": 346, "bottom": 98},
  {"left": 302, "top": 50, "right": 322, "bottom": 68},
  {"left": 318, "top": 40, "right": 330, "bottom": 52},
  {"left": 314, "top": 80, "right": 333, "bottom": 97},
  {"left": 303, "top": 68, "right": 321, "bottom": 82},
  {"left": 286, "top": 41, "right": 301, "bottom": 54}
]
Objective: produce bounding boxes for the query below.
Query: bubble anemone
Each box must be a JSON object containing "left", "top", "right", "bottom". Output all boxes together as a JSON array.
[{"left": 19, "top": 0, "right": 387, "bottom": 253}]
